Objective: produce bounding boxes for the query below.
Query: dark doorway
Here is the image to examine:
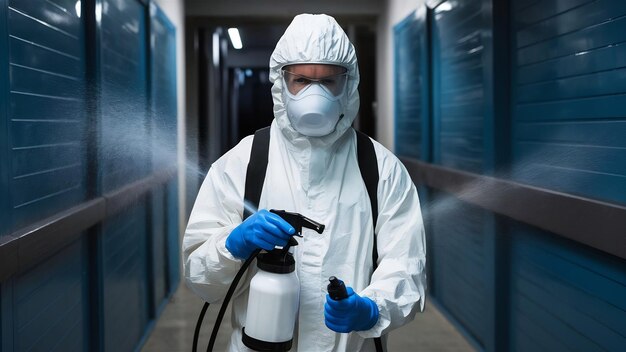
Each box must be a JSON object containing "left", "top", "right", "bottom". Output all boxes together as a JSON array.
[
  {"left": 353, "top": 25, "right": 377, "bottom": 138},
  {"left": 227, "top": 68, "right": 274, "bottom": 148}
]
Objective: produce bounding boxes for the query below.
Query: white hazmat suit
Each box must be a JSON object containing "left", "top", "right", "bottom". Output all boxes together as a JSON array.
[{"left": 184, "top": 14, "right": 426, "bottom": 352}]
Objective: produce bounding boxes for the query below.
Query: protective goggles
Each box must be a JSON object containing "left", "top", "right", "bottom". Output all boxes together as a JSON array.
[{"left": 281, "top": 68, "right": 349, "bottom": 97}]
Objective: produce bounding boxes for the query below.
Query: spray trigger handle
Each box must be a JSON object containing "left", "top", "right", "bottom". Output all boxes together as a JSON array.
[{"left": 270, "top": 209, "right": 326, "bottom": 236}]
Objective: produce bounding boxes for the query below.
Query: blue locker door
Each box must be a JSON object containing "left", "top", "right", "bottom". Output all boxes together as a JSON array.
[
  {"left": 429, "top": 0, "right": 494, "bottom": 349},
  {"left": 100, "top": 0, "right": 149, "bottom": 193},
  {"left": 101, "top": 204, "right": 149, "bottom": 352},
  {"left": 1, "top": 281, "right": 11, "bottom": 351},
  {"left": 394, "top": 7, "right": 430, "bottom": 160},
  {"left": 99, "top": 0, "right": 150, "bottom": 351},
  {"left": 6, "top": 0, "right": 87, "bottom": 232},
  {"left": 151, "top": 188, "right": 167, "bottom": 309},
  {"left": 431, "top": 195, "right": 490, "bottom": 348},
  {"left": 509, "top": 0, "right": 626, "bottom": 350},
  {"left": 508, "top": 224, "right": 626, "bottom": 351},
  {"left": 510, "top": 0, "right": 626, "bottom": 205},
  {"left": 0, "top": 0, "right": 9, "bottom": 238},
  {"left": 166, "top": 178, "right": 180, "bottom": 293},
  {"left": 13, "top": 239, "right": 89, "bottom": 352},
  {"left": 432, "top": 0, "right": 486, "bottom": 173},
  {"left": 150, "top": 3, "right": 179, "bottom": 295},
  {"left": 1, "top": 0, "right": 89, "bottom": 350},
  {"left": 150, "top": 4, "right": 177, "bottom": 171}
]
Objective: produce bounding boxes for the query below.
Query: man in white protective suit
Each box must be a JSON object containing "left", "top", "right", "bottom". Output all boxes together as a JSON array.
[{"left": 183, "top": 13, "right": 427, "bottom": 352}]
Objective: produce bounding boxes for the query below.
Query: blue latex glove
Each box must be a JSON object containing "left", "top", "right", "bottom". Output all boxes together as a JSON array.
[
  {"left": 225, "top": 209, "right": 296, "bottom": 259},
  {"left": 324, "top": 287, "right": 379, "bottom": 333}
]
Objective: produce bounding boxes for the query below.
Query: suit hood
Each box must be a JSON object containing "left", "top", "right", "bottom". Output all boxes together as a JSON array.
[{"left": 269, "top": 14, "right": 360, "bottom": 149}]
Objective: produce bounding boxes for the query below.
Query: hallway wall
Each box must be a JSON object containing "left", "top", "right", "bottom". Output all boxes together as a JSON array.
[
  {"left": 384, "top": 0, "right": 626, "bottom": 351},
  {"left": 0, "top": 1, "right": 183, "bottom": 351}
]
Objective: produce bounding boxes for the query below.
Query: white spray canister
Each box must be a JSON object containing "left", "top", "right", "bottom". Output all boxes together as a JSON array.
[{"left": 243, "top": 248, "right": 300, "bottom": 351}]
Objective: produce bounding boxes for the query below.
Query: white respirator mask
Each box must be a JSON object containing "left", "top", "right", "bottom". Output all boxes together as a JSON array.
[{"left": 282, "top": 68, "right": 348, "bottom": 137}]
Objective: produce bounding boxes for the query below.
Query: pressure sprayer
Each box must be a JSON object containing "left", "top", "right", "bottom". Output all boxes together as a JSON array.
[{"left": 192, "top": 209, "right": 325, "bottom": 352}]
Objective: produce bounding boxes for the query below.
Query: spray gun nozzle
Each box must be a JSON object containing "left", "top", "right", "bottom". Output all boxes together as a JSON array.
[{"left": 327, "top": 276, "right": 349, "bottom": 300}]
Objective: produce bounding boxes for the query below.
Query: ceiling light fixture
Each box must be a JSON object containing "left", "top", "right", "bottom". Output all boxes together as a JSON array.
[{"left": 228, "top": 28, "right": 243, "bottom": 49}]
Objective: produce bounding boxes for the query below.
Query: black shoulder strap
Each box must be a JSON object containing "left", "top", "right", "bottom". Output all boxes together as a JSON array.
[
  {"left": 356, "top": 131, "right": 384, "bottom": 352},
  {"left": 356, "top": 131, "right": 379, "bottom": 269},
  {"left": 243, "top": 127, "right": 271, "bottom": 220}
]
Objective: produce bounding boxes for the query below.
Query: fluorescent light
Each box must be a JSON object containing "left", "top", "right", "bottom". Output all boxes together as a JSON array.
[
  {"left": 95, "top": 2, "right": 102, "bottom": 22},
  {"left": 212, "top": 31, "right": 220, "bottom": 67},
  {"left": 228, "top": 28, "right": 243, "bottom": 50},
  {"left": 435, "top": 1, "right": 454, "bottom": 13},
  {"left": 75, "top": 1, "right": 81, "bottom": 18}
]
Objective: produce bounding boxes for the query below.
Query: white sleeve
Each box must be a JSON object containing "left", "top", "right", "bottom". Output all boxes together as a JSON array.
[
  {"left": 182, "top": 153, "right": 249, "bottom": 304},
  {"left": 357, "top": 157, "right": 427, "bottom": 338}
]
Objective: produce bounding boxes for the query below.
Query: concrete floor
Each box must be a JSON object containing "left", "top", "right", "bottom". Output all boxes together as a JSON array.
[{"left": 142, "top": 283, "right": 475, "bottom": 352}]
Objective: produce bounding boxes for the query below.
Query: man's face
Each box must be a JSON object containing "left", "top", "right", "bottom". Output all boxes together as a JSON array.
[{"left": 282, "top": 64, "right": 348, "bottom": 96}]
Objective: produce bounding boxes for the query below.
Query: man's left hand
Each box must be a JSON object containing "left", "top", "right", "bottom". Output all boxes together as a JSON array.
[{"left": 324, "top": 287, "right": 379, "bottom": 333}]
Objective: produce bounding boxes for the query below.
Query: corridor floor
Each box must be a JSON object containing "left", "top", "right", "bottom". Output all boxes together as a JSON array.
[{"left": 142, "top": 283, "right": 475, "bottom": 352}]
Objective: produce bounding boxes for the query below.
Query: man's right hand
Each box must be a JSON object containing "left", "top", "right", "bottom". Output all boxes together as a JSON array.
[{"left": 225, "top": 209, "right": 296, "bottom": 259}]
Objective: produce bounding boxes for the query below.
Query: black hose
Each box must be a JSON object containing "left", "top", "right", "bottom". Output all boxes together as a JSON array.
[
  {"left": 192, "top": 302, "right": 209, "bottom": 352},
  {"left": 191, "top": 249, "right": 262, "bottom": 352},
  {"left": 375, "top": 337, "right": 383, "bottom": 352}
]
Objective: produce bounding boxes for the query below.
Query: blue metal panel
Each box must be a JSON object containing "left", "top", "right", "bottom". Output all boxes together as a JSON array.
[
  {"left": 166, "top": 178, "right": 180, "bottom": 293},
  {"left": 146, "top": 2, "right": 177, "bottom": 305},
  {"left": 1, "top": 279, "right": 15, "bottom": 351},
  {"left": 100, "top": 0, "right": 148, "bottom": 193},
  {"left": 511, "top": 0, "right": 626, "bottom": 205},
  {"left": 6, "top": 0, "right": 87, "bottom": 231},
  {"left": 431, "top": 0, "right": 486, "bottom": 173},
  {"left": 150, "top": 2, "right": 179, "bottom": 295},
  {"left": 14, "top": 238, "right": 89, "bottom": 352},
  {"left": 516, "top": 68, "right": 626, "bottom": 103},
  {"left": 431, "top": 193, "right": 490, "bottom": 348},
  {"left": 101, "top": 202, "right": 149, "bottom": 352},
  {"left": 509, "top": 224, "right": 626, "bottom": 351},
  {"left": 150, "top": 187, "right": 166, "bottom": 308},
  {"left": 512, "top": 0, "right": 541, "bottom": 12},
  {"left": 428, "top": 1, "right": 497, "bottom": 349},
  {"left": 516, "top": 0, "right": 625, "bottom": 48},
  {"left": 0, "top": 0, "right": 10, "bottom": 237},
  {"left": 150, "top": 3, "right": 177, "bottom": 169},
  {"left": 394, "top": 7, "right": 430, "bottom": 161},
  {"left": 517, "top": 40, "right": 626, "bottom": 86},
  {"left": 518, "top": 19, "right": 626, "bottom": 67},
  {"left": 513, "top": 0, "right": 576, "bottom": 18}
]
